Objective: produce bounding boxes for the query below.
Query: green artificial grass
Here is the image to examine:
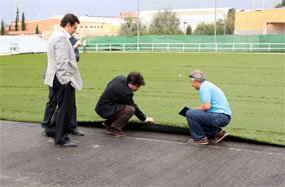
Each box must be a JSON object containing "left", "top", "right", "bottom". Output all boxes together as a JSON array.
[{"left": 0, "top": 52, "right": 284, "bottom": 146}]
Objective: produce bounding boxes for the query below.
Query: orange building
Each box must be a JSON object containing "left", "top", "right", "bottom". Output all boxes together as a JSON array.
[
  {"left": 235, "top": 8, "right": 285, "bottom": 35},
  {"left": 117, "top": 12, "right": 138, "bottom": 19},
  {"left": 4, "top": 19, "right": 36, "bottom": 36},
  {"left": 6, "top": 15, "right": 124, "bottom": 40}
]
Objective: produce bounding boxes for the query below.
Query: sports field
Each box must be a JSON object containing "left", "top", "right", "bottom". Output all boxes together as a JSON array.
[{"left": 0, "top": 53, "right": 284, "bottom": 145}]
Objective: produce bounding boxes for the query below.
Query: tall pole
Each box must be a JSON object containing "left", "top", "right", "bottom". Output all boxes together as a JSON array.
[
  {"left": 223, "top": 17, "right": 226, "bottom": 35},
  {"left": 224, "top": 22, "right": 225, "bottom": 35},
  {"left": 137, "top": 0, "right": 140, "bottom": 50},
  {"left": 184, "top": 22, "right": 185, "bottom": 35},
  {"left": 214, "top": 0, "right": 217, "bottom": 51}
]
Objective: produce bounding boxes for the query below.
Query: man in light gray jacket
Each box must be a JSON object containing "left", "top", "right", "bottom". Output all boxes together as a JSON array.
[{"left": 43, "top": 14, "right": 82, "bottom": 147}]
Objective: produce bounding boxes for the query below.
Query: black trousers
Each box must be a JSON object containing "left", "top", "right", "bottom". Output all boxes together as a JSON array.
[
  {"left": 41, "top": 84, "right": 77, "bottom": 130},
  {"left": 44, "top": 76, "right": 75, "bottom": 145}
]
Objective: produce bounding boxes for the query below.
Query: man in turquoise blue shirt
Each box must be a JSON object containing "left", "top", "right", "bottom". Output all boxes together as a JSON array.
[{"left": 186, "top": 70, "right": 232, "bottom": 145}]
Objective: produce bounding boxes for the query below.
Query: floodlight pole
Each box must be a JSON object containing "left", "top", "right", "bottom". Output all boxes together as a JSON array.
[
  {"left": 137, "top": 0, "right": 140, "bottom": 51},
  {"left": 214, "top": 0, "right": 217, "bottom": 52},
  {"left": 184, "top": 22, "right": 187, "bottom": 35}
]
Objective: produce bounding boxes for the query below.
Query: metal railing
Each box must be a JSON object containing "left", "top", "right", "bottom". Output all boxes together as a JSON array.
[{"left": 82, "top": 43, "right": 285, "bottom": 52}]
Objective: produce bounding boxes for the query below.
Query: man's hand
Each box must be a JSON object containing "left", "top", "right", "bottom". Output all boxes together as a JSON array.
[
  {"left": 73, "top": 41, "right": 82, "bottom": 49},
  {"left": 194, "top": 101, "right": 211, "bottom": 111},
  {"left": 147, "top": 117, "right": 155, "bottom": 124}
]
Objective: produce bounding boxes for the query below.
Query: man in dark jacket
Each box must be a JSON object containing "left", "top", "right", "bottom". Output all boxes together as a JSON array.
[{"left": 95, "top": 72, "right": 154, "bottom": 136}]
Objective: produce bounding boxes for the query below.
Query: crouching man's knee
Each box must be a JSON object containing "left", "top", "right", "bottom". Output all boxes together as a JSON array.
[
  {"left": 186, "top": 109, "right": 196, "bottom": 118},
  {"left": 125, "top": 105, "right": 135, "bottom": 116}
]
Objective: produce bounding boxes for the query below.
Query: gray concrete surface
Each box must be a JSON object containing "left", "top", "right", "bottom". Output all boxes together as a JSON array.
[{"left": 0, "top": 120, "right": 284, "bottom": 187}]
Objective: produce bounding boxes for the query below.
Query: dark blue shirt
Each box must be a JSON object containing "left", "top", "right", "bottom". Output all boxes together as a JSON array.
[{"left": 69, "top": 36, "right": 80, "bottom": 62}]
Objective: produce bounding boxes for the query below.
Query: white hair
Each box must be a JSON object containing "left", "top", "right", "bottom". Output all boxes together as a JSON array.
[{"left": 189, "top": 70, "right": 206, "bottom": 83}]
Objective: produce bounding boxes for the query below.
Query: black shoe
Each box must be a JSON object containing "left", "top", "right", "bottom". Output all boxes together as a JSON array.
[
  {"left": 41, "top": 127, "right": 47, "bottom": 136},
  {"left": 70, "top": 128, "right": 84, "bottom": 136},
  {"left": 55, "top": 141, "right": 77, "bottom": 147}
]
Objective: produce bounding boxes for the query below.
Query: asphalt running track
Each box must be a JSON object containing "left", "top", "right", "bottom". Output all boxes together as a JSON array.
[{"left": 0, "top": 120, "right": 284, "bottom": 186}]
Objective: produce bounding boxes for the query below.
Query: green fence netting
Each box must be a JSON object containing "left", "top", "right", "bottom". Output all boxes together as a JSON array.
[{"left": 81, "top": 34, "right": 285, "bottom": 52}]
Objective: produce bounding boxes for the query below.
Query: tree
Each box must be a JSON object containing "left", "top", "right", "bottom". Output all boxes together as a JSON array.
[
  {"left": 1, "top": 19, "right": 5, "bottom": 35},
  {"left": 35, "top": 24, "right": 39, "bottom": 34},
  {"left": 21, "top": 12, "right": 25, "bottom": 31},
  {"left": 15, "top": 15, "right": 19, "bottom": 31},
  {"left": 193, "top": 22, "right": 215, "bottom": 35},
  {"left": 225, "top": 8, "right": 235, "bottom": 34},
  {"left": 193, "top": 22, "right": 205, "bottom": 35},
  {"left": 193, "top": 8, "right": 235, "bottom": 35},
  {"left": 119, "top": 17, "right": 134, "bottom": 36},
  {"left": 216, "top": 19, "right": 226, "bottom": 35},
  {"left": 119, "top": 17, "right": 147, "bottom": 36},
  {"left": 149, "top": 10, "right": 182, "bottom": 35},
  {"left": 276, "top": 0, "right": 285, "bottom": 7},
  {"left": 186, "top": 25, "right": 192, "bottom": 35},
  {"left": 9, "top": 25, "right": 11, "bottom": 32},
  {"left": 215, "top": 9, "right": 236, "bottom": 35},
  {"left": 15, "top": 4, "right": 19, "bottom": 31}
]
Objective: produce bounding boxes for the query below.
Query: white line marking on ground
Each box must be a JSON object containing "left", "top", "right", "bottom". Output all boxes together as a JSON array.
[
  {"left": 2, "top": 121, "right": 283, "bottom": 157},
  {"left": 92, "top": 133, "right": 285, "bottom": 157}
]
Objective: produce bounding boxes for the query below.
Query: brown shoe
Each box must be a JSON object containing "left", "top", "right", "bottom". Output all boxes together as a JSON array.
[
  {"left": 106, "top": 126, "right": 126, "bottom": 137},
  {"left": 187, "top": 137, "right": 209, "bottom": 145},
  {"left": 212, "top": 130, "right": 229, "bottom": 143}
]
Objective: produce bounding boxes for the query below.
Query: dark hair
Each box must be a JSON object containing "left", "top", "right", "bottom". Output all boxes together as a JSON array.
[
  {"left": 60, "top": 13, "right": 80, "bottom": 27},
  {"left": 127, "top": 72, "right": 145, "bottom": 86}
]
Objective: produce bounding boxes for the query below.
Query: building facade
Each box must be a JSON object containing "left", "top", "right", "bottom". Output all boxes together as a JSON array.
[
  {"left": 234, "top": 8, "right": 285, "bottom": 35},
  {"left": 140, "top": 8, "right": 231, "bottom": 34},
  {"left": 6, "top": 15, "right": 124, "bottom": 40}
]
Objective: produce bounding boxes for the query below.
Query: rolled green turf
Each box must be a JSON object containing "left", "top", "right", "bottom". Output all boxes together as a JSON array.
[{"left": 0, "top": 52, "right": 284, "bottom": 145}]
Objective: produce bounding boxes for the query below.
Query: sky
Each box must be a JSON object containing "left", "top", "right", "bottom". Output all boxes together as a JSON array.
[{"left": 1, "top": 0, "right": 282, "bottom": 24}]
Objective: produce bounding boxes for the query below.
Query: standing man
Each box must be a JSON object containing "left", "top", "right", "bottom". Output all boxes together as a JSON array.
[
  {"left": 41, "top": 35, "right": 84, "bottom": 136},
  {"left": 95, "top": 72, "right": 154, "bottom": 136},
  {"left": 82, "top": 39, "right": 87, "bottom": 53},
  {"left": 43, "top": 14, "right": 82, "bottom": 147},
  {"left": 186, "top": 70, "right": 231, "bottom": 145}
]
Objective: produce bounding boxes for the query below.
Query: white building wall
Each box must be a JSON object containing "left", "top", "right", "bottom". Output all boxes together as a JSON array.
[
  {"left": 51, "top": 15, "right": 124, "bottom": 26},
  {"left": 140, "top": 8, "right": 231, "bottom": 32},
  {"left": 0, "top": 35, "right": 48, "bottom": 55}
]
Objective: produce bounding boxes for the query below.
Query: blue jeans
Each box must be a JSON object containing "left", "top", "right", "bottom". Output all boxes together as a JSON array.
[{"left": 186, "top": 109, "right": 231, "bottom": 140}]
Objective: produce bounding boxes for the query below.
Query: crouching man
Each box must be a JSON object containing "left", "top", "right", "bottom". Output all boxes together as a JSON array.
[
  {"left": 186, "top": 70, "right": 232, "bottom": 145},
  {"left": 95, "top": 72, "right": 155, "bottom": 136}
]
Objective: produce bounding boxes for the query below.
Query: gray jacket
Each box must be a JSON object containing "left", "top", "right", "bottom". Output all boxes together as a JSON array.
[{"left": 44, "top": 27, "right": 82, "bottom": 90}]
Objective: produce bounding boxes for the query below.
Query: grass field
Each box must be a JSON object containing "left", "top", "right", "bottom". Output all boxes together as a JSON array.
[{"left": 0, "top": 52, "right": 284, "bottom": 146}]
